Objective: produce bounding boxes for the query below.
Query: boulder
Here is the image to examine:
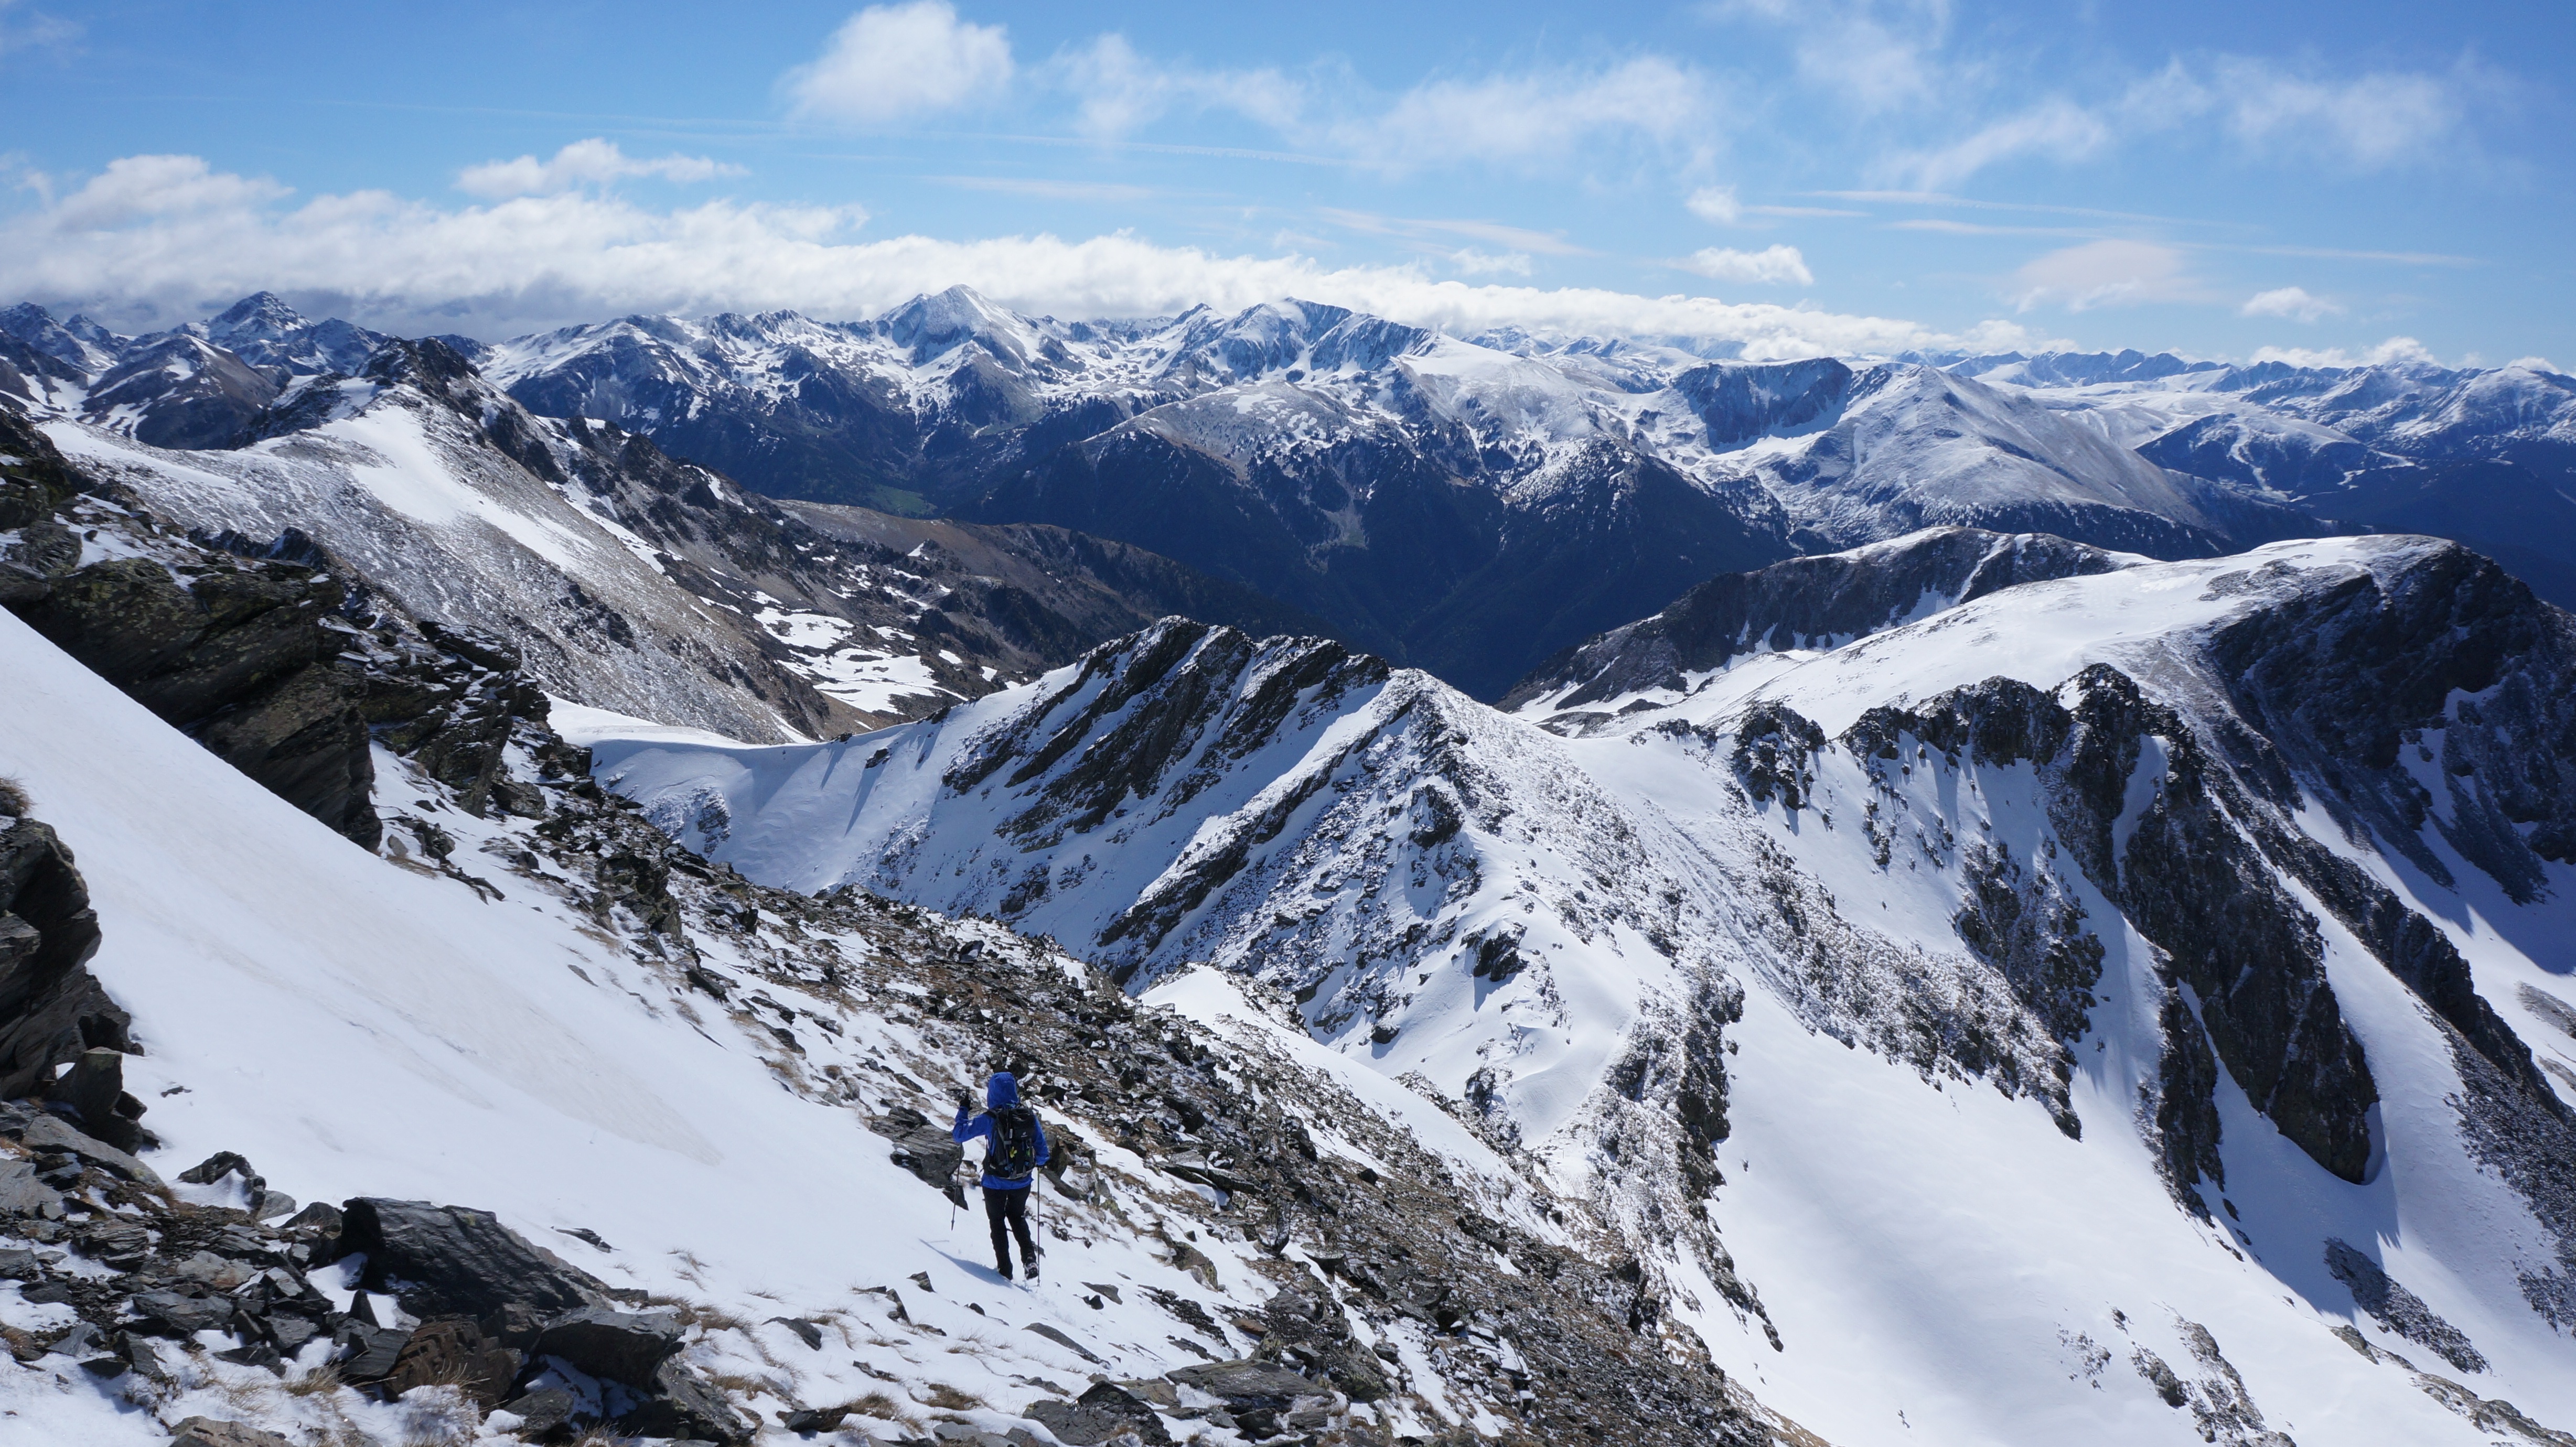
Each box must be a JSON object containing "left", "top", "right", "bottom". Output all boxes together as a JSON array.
[
  {"left": 20, "top": 1113, "right": 162, "bottom": 1187},
  {"left": 50, "top": 1046, "right": 146, "bottom": 1151},
  {"left": 282, "top": 1201, "right": 342, "bottom": 1235},
  {"left": 380, "top": 1316, "right": 521, "bottom": 1406},
  {"left": 168, "top": 1418, "right": 296, "bottom": 1447},
  {"left": 336, "top": 1198, "right": 608, "bottom": 1318},
  {"left": 498, "top": 1386, "right": 578, "bottom": 1439},
  {"left": 0, "top": 1161, "right": 65, "bottom": 1219},
  {"left": 618, "top": 1355, "right": 754, "bottom": 1443},
  {"left": 130, "top": 1289, "right": 234, "bottom": 1335},
  {"left": 767, "top": 1315, "right": 823, "bottom": 1349},
  {"left": 334, "top": 1321, "right": 412, "bottom": 1383},
  {"left": 113, "top": 1331, "right": 170, "bottom": 1383},
  {"left": 1165, "top": 1359, "right": 1317, "bottom": 1410},
  {"left": 1026, "top": 1397, "right": 1172, "bottom": 1446},
  {"left": 530, "top": 1304, "right": 684, "bottom": 1387},
  {"left": 780, "top": 1403, "right": 847, "bottom": 1433},
  {"left": 868, "top": 1106, "right": 967, "bottom": 1203}
]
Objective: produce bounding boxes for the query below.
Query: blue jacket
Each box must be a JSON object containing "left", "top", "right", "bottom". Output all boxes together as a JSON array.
[{"left": 952, "top": 1072, "right": 1050, "bottom": 1189}]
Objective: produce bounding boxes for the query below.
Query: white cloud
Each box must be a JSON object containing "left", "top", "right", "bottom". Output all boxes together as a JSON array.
[
  {"left": 2238, "top": 286, "right": 2339, "bottom": 323},
  {"left": 1044, "top": 41, "right": 1716, "bottom": 174},
  {"left": 457, "top": 140, "right": 743, "bottom": 199},
  {"left": 48, "top": 155, "right": 290, "bottom": 229},
  {"left": 2011, "top": 239, "right": 2195, "bottom": 311},
  {"left": 1686, "top": 186, "right": 1741, "bottom": 225},
  {"left": 1876, "top": 54, "right": 2475, "bottom": 189},
  {"left": 1050, "top": 34, "right": 1303, "bottom": 138},
  {"left": 2209, "top": 58, "right": 2462, "bottom": 169},
  {"left": 1680, "top": 245, "right": 1813, "bottom": 286},
  {"left": 0, "top": 0, "right": 77, "bottom": 59},
  {"left": 0, "top": 152, "right": 2051, "bottom": 362},
  {"left": 1713, "top": 0, "right": 1950, "bottom": 116},
  {"left": 1448, "top": 249, "right": 1533, "bottom": 277},
  {"left": 2250, "top": 337, "right": 2438, "bottom": 368},
  {"left": 1334, "top": 56, "right": 1717, "bottom": 171},
  {"left": 781, "top": 1, "right": 1012, "bottom": 126},
  {"left": 1897, "top": 98, "right": 2111, "bottom": 189}
]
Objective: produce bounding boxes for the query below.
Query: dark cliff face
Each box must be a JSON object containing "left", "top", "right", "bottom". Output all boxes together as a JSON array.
[{"left": 1505, "top": 528, "right": 2132, "bottom": 712}]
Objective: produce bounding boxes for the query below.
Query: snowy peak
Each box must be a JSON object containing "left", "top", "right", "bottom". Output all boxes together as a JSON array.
[
  {"left": 205, "top": 289, "right": 308, "bottom": 342},
  {"left": 0, "top": 301, "right": 124, "bottom": 374},
  {"left": 878, "top": 283, "right": 1051, "bottom": 370}
]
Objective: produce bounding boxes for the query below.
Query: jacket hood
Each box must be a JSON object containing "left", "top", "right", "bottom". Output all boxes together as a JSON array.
[{"left": 986, "top": 1072, "right": 1019, "bottom": 1108}]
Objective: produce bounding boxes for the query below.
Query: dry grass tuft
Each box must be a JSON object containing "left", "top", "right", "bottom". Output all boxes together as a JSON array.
[
  {"left": 918, "top": 1382, "right": 986, "bottom": 1410},
  {"left": 842, "top": 1388, "right": 919, "bottom": 1428},
  {"left": 283, "top": 1363, "right": 343, "bottom": 1397}
]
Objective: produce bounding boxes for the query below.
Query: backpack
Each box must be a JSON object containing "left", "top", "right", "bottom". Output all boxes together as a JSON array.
[{"left": 989, "top": 1105, "right": 1040, "bottom": 1180}]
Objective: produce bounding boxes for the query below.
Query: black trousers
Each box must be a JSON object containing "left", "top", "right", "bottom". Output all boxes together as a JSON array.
[{"left": 984, "top": 1184, "right": 1036, "bottom": 1272}]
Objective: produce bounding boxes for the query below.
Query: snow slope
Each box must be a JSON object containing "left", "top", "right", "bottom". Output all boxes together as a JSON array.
[
  {"left": 0, "top": 601, "right": 1763, "bottom": 1445},
  {"left": 594, "top": 536, "right": 2576, "bottom": 1446}
]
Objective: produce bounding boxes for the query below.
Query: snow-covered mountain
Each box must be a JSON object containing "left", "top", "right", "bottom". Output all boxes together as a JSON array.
[
  {"left": 593, "top": 530, "right": 2576, "bottom": 1445},
  {"left": 1954, "top": 348, "right": 2576, "bottom": 613},
  {"left": 18, "top": 290, "right": 2576, "bottom": 698},
  {"left": 468, "top": 293, "right": 2576, "bottom": 687},
  {"left": 5, "top": 308, "right": 1322, "bottom": 744}
]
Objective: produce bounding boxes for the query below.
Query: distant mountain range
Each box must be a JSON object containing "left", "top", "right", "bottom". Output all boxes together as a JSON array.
[{"left": 7, "top": 288, "right": 2574, "bottom": 705}]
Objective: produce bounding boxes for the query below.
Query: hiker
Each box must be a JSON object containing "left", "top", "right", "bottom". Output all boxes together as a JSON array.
[{"left": 953, "top": 1070, "right": 1050, "bottom": 1281}]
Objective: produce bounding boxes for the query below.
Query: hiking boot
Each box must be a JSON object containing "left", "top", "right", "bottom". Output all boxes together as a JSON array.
[
  {"left": 1024, "top": 1260, "right": 1040, "bottom": 1282},
  {"left": 995, "top": 1257, "right": 1014, "bottom": 1280}
]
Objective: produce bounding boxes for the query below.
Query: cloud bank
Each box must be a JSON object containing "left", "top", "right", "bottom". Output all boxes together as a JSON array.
[{"left": 0, "top": 152, "right": 2045, "bottom": 360}]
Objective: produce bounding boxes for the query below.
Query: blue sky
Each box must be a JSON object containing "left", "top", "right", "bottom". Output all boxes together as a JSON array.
[{"left": 2, "top": 0, "right": 2569, "bottom": 364}]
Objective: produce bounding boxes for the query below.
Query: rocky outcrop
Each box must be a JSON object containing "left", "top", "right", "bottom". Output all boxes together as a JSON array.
[
  {"left": 334, "top": 1197, "right": 611, "bottom": 1318},
  {"left": 0, "top": 798, "right": 127, "bottom": 1110},
  {"left": 1841, "top": 669, "right": 2380, "bottom": 1190}
]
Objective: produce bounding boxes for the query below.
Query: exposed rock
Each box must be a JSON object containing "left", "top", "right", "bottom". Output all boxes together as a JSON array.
[
  {"left": 1026, "top": 1381, "right": 1173, "bottom": 1446},
  {"left": 334, "top": 1197, "right": 609, "bottom": 1318},
  {"left": 18, "top": 1113, "right": 162, "bottom": 1187},
  {"left": 497, "top": 1387, "right": 578, "bottom": 1439},
  {"left": 618, "top": 1354, "right": 755, "bottom": 1444},
  {"left": 869, "top": 1104, "right": 967, "bottom": 1204},
  {"left": 2326, "top": 1238, "right": 2488, "bottom": 1374},
  {"left": 0, "top": 814, "right": 122, "bottom": 1102},
  {"left": 530, "top": 1304, "right": 684, "bottom": 1386},
  {"left": 379, "top": 1315, "right": 522, "bottom": 1406},
  {"left": 168, "top": 1418, "right": 296, "bottom": 1447},
  {"left": 49, "top": 1046, "right": 148, "bottom": 1152}
]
